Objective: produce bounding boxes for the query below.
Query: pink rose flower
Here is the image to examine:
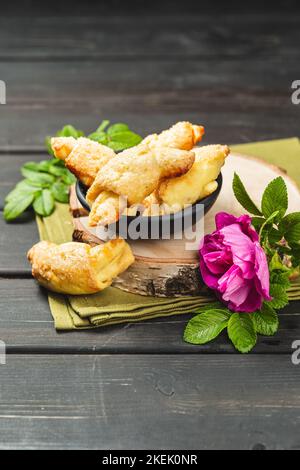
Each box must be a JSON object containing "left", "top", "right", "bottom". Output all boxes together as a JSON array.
[{"left": 199, "top": 212, "right": 271, "bottom": 312}]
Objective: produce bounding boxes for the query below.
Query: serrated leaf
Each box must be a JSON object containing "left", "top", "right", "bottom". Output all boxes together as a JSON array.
[
  {"left": 251, "top": 216, "right": 265, "bottom": 231},
  {"left": 3, "top": 193, "right": 34, "bottom": 221},
  {"left": 227, "top": 313, "right": 257, "bottom": 353},
  {"left": 21, "top": 168, "right": 55, "bottom": 185},
  {"left": 51, "top": 181, "right": 69, "bottom": 203},
  {"left": 269, "top": 283, "right": 289, "bottom": 309},
  {"left": 270, "top": 271, "right": 291, "bottom": 289},
  {"left": 184, "top": 309, "right": 230, "bottom": 345},
  {"left": 194, "top": 301, "right": 224, "bottom": 313},
  {"left": 232, "top": 173, "right": 262, "bottom": 216},
  {"left": 253, "top": 304, "right": 279, "bottom": 336},
  {"left": 285, "top": 222, "right": 300, "bottom": 244},
  {"left": 279, "top": 212, "right": 300, "bottom": 230},
  {"left": 33, "top": 189, "right": 55, "bottom": 217},
  {"left": 269, "top": 251, "right": 287, "bottom": 272},
  {"left": 261, "top": 177, "right": 288, "bottom": 219}
]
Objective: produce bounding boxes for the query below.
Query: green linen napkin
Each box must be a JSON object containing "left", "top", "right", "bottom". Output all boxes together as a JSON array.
[{"left": 35, "top": 138, "right": 300, "bottom": 330}]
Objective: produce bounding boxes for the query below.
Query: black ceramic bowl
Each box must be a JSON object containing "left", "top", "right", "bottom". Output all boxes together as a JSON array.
[{"left": 76, "top": 173, "right": 222, "bottom": 240}]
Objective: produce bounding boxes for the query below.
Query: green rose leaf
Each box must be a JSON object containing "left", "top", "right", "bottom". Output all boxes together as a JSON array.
[
  {"left": 285, "top": 222, "right": 300, "bottom": 244},
  {"left": 261, "top": 176, "right": 288, "bottom": 220},
  {"left": 3, "top": 193, "right": 35, "bottom": 221},
  {"left": 184, "top": 309, "right": 231, "bottom": 345},
  {"left": 21, "top": 167, "right": 55, "bottom": 185},
  {"left": 227, "top": 313, "right": 257, "bottom": 353},
  {"left": 51, "top": 181, "right": 69, "bottom": 203},
  {"left": 251, "top": 216, "right": 265, "bottom": 231},
  {"left": 232, "top": 173, "right": 262, "bottom": 216},
  {"left": 33, "top": 189, "right": 55, "bottom": 217},
  {"left": 270, "top": 271, "right": 291, "bottom": 289},
  {"left": 253, "top": 303, "right": 279, "bottom": 336},
  {"left": 268, "top": 283, "right": 289, "bottom": 309}
]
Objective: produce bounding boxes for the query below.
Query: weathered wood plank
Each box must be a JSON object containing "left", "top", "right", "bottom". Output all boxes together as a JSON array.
[
  {"left": 0, "top": 278, "right": 298, "bottom": 354},
  {"left": 0, "top": 217, "right": 38, "bottom": 274},
  {"left": 1, "top": 107, "right": 297, "bottom": 151},
  {"left": 0, "top": 15, "right": 299, "bottom": 60},
  {"left": 0, "top": 354, "right": 299, "bottom": 449},
  {"left": 0, "top": 56, "right": 297, "bottom": 148}
]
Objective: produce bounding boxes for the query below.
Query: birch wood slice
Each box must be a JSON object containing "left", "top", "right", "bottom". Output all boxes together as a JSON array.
[{"left": 70, "top": 152, "right": 300, "bottom": 297}]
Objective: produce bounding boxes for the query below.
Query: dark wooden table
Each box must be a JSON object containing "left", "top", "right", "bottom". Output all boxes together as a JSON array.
[{"left": 0, "top": 2, "right": 300, "bottom": 450}]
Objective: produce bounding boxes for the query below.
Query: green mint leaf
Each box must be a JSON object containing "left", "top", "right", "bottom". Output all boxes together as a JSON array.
[
  {"left": 38, "top": 160, "right": 53, "bottom": 172},
  {"left": 184, "top": 309, "right": 231, "bottom": 345},
  {"left": 107, "top": 123, "right": 129, "bottom": 135},
  {"left": 51, "top": 181, "right": 69, "bottom": 203},
  {"left": 57, "top": 125, "right": 84, "bottom": 139},
  {"left": 21, "top": 168, "right": 55, "bottom": 185},
  {"left": 5, "top": 181, "right": 40, "bottom": 203},
  {"left": 3, "top": 193, "right": 34, "bottom": 221},
  {"left": 61, "top": 171, "right": 76, "bottom": 185},
  {"left": 108, "top": 131, "right": 142, "bottom": 151},
  {"left": 50, "top": 157, "right": 66, "bottom": 168},
  {"left": 88, "top": 131, "right": 108, "bottom": 145},
  {"left": 22, "top": 161, "right": 41, "bottom": 172},
  {"left": 96, "top": 120, "right": 110, "bottom": 132},
  {"left": 232, "top": 173, "right": 262, "bottom": 216},
  {"left": 45, "top": 136, "right": 54, "bottom": 156},
  {"left": 268, "top": 284, "right": 289, "bottom": 309},
  {"left": 253, "top": 303, "right": 279, "bottom": 336},
  {"left": 33, "top": 189, "right": 55, "bottom": 217},
  {"left": 261, "top": 176, "right": 288, "bottom": 220},
  {"left": 227, "top": 313, "right": 257, "bottom": 353},
  {"left": 48, "top": 165, "right": 69, "bottom": 177}
]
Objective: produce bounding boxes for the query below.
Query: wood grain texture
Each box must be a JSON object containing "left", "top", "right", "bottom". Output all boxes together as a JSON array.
[
  {"left": 0, "top": 278, "right": 298, "bottom": 354},
  {"left": 0, "top": 14, "right": 299, "bottom": 60},
  {"left": 0, "top": 216, "right": 38, "bottom": 274},
  {"left": 0, "top": 53, "right": 298, "bottom": 148},
  {"left": 0, "top": 354, "right": 299, "bottom": 449}
]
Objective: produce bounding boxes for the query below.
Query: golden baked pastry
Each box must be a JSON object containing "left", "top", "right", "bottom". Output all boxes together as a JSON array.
[
  {"left": 87, "top": 144, "right": 195, "bottom": 226},
  {"left": 156, "top": 145, "right": 230, "bottom": 212},
  {"left": 51, "top": 136, "right": 116, "bottom": 187},
  {"left": 27, "top": 239, "right": 134, "bottom": 295},
  {"left": 142, "top": 121, "right": 204, "bottom": 151}
]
